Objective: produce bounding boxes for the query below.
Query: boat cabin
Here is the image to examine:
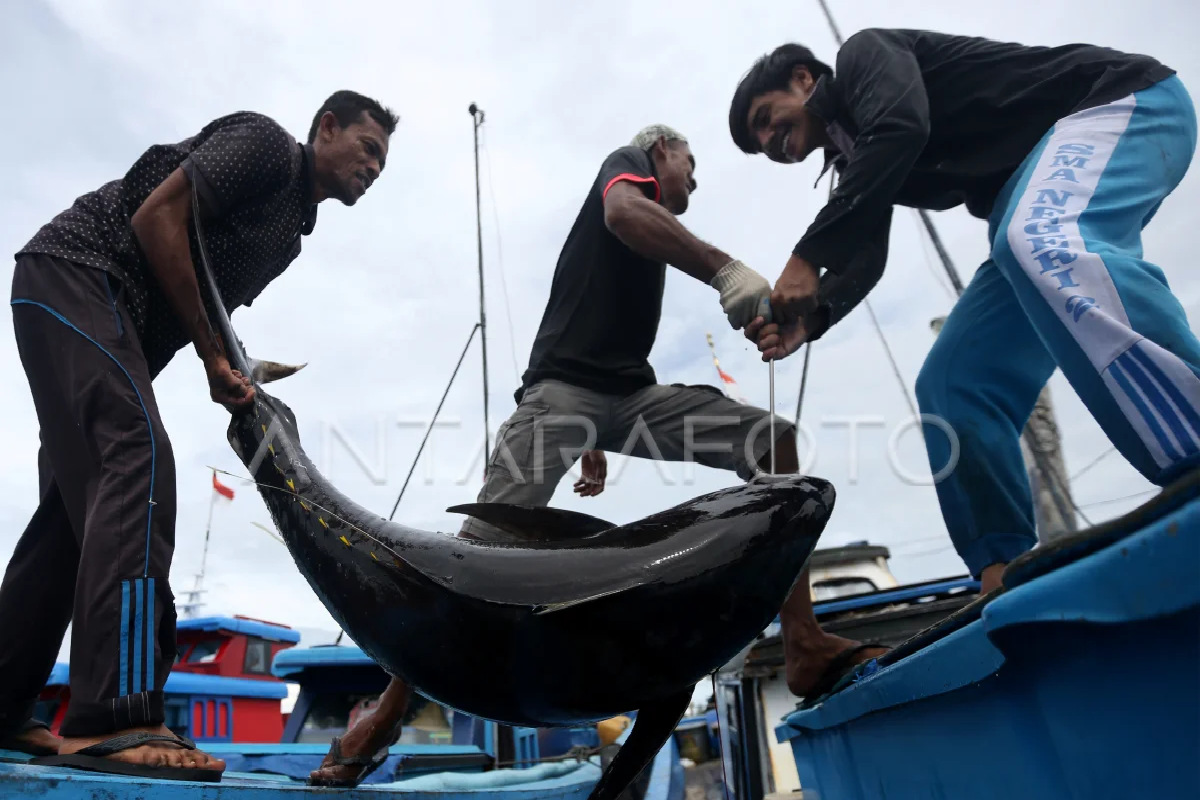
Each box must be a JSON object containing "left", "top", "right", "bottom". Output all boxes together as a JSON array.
[
  {"left": 807, "top": 541, "right": 899, "bottom": 601},
  {"left": 36, "top": 615, "right": 299, "bottom": 745}
]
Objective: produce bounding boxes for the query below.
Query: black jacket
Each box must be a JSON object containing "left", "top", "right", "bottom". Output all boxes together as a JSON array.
[{"left": 797, "top": 28, "right": 1174, "bottom": 340}]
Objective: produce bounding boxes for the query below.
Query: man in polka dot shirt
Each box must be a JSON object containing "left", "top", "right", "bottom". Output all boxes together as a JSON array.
[{"left": 0, "top": 90, "right": 397, "bottom": 781}]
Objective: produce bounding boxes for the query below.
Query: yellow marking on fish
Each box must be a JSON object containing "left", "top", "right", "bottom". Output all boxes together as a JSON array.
[
  {"left": 286, "top": 478, "right": 295, "bottom": 491},
  {"left": 300, "top": 501, "right": 311, "bottom": 512},
  {"left": 318, "top": 517, "right": 328, "bottom": 528},
  {"left": 370, "top": 552, "right": 378, "bottom": 561},
  {"left": 339, "top": 535, "right": 351, "bottom": 547},
  {"left": 261, "top": 424, "right": 267, "bottom": 433},
  {"left": 268, "top": 444, "right": 275, "bottom": 455}
]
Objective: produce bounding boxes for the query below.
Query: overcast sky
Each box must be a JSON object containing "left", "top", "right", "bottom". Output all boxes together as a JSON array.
[{"left": 2, "top": 0, "right": 1197, "bottom": 662}]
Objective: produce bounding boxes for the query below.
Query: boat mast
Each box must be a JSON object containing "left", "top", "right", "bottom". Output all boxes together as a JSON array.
[
  {"left": 389, "top": 105, "right": 492, "bottom": 517},
  {"left": 470, "top": 102, "right": 491, "bottom": 476},
  {"left": 813, "top": 0, "right": 1079, "bottom": 541},
  {"left": 180, "top": 468, "right": 218, "bottom": 618}
]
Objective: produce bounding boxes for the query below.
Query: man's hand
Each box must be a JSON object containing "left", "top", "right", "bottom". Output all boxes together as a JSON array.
[
  {"left": 710, "top": 260, "right": 774, "bottom": 330},
  {"left": 772, "top": 255, "right": 820, "bottom": 323},
  {"left": 206, "top": 355, "right": 256, "bottom": 410},
  {"left": 573, "top": 449, "right": 607, "bottom": 497},
  {"left": 746, "top": 317, "right": 809, "bottom": 362}
]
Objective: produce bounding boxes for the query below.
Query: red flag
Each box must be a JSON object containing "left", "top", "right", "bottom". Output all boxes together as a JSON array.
[{"left": 213, "top": 472, "right": 235, "bottom": 500}]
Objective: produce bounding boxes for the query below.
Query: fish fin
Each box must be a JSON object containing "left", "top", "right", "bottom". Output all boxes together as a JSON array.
[
  {"left": 532, "top": 586, "right": 627, "bottom": 615},
  {"left": 249, "top": 357, "right": 307, "bottom": 384},
  {"left": 586, "top": 687, "right": 693, "bottom": 800},
  {"left": 445, "top": 503, "right": 615, "bottom": 541}
]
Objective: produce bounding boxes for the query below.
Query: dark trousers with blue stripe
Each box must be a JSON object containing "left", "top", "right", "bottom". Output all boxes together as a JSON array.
[{"left": 0, "top": 253, "right": 177, "bottom": 738}]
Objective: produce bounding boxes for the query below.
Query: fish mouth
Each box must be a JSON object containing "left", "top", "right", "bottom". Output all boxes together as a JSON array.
[{"left": 746, "top": 472, "right": 836, "bottom": 524}]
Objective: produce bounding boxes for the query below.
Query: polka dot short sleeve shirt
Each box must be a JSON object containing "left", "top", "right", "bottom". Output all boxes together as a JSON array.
[{"left": 17, "top": 110, "right": 318, "bottom": 377}]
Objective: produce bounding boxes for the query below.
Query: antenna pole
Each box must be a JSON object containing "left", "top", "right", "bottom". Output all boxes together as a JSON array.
[
  {"left": 182, "top": 469, "right": 218, "bottom": 619},
  {"left": 470, "top": 103, "right": 490, "bottom": 478}
]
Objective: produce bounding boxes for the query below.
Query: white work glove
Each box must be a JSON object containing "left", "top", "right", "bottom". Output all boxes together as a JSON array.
[{"left": 710, "top": 260, "right": 774, "bottom": 329}]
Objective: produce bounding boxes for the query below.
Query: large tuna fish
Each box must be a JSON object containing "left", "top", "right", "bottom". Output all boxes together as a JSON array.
[{"left": 191, "top": 195, "right": 835, "bottom": 800}]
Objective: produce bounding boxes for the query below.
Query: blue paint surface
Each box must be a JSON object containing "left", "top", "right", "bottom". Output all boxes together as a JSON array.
[
  {"left": 178, "top": 616, "right": 302, "bottom": 644},
  {"left": 271, "top": 644, "right": 375, "bottom": 678},
  {"left": 770, "top": 575, "right": 980, "bottom": 625},
  {"left": 776, "top": 493, "right": 1200, "bottom": 800},
  {"left": 0, "top": 753, "right": 601, "bottom": 799},
  {"left": 45, "top": 664, "right": 288, "bottom": 699}
]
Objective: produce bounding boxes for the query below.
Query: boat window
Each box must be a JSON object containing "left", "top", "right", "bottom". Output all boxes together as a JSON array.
[
  {"left": 185, "top": 639, "right": 224, "bottom": 663},
  {"left": 164, "top": 698, "right": 190, "bottom": 740},
  {"left": 295, "top": 692, "right": 380, "bottom": 744},
  {"left": 243, "top": 638, "right": 272, "bottom": 675},
  {"left": 295, "top": 692, "right": 454, "bottom": 746},
  {"left": 399, "top": 696, "right": 454, "bottom": 746},
  {"left": 812, "top": 578, "right": 877, "bottom": 601}
]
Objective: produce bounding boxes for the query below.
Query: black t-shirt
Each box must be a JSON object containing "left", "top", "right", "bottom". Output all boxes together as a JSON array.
[
  {"left": 17, "top": 111, "right": 318, "bottom": 378},
  {"left": 516, "top": 146, "right": 666, "bottom": 402}
]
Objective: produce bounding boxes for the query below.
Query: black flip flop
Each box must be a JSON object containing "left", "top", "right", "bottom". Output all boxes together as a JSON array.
[
  {"left": 306, "top": 735, "right": 392, "bottom": 787},
  {"left": 0, "top": 719, "right": 58, "bottom": 757},
  {"left": 29, "top": 731, "right": 221, "bottom": 783},
  {"left": 797, "top": 642, "right": 891, "bottom": 708}
]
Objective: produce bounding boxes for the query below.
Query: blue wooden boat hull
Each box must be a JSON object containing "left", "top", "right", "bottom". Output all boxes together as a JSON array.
[
  {"left": 0, "top": 709, "right": 686, "bottom": 800},
  {"left": 775, "top": 478, "right": 1200, "bottom": 800},
  {"left": 0, "top": 756, "right": 599, "bottom": 799}
]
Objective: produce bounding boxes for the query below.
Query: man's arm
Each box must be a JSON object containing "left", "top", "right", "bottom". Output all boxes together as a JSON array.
[
  {"left": 749, "top": 206, "right": 891, "bottom": 359},
  {"left": 767, "top": 28, "right": 929, "bottom": 335},
  {"left": 131, "top": 167, "right": 226, "bottom": 364},
  {"left": 598, "top": 146, "right": 773, "bottom": 329},
  {"left": 130, "top": 114, "right": 294, "bottom": 406},
  {"left": 792, "top": 29, "right": 929, "bottom": 278},
  {"left": 805, "top": 205, "right": 893, "bottom": 342},
  {"left": 602, "top": 181, "right": 731, "bottom": 283}
]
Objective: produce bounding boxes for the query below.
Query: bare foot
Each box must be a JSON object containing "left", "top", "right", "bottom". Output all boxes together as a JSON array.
[
  {"left": 979, "top": 563, "right": 1006, "bottom": 595},
  {"left": 309, "top": 675, "right": 412, "bottom": 787},
  {"left": 309, "top": 710, "right": 399, "bottom": 785},
  {"left": 59, "top": 724, "right": 224, "bottom": 773},
  {"left": 8, "top": 724, "right": 61, "bottom": 755},
  {"left": 785, "top": 632, "right": 889, "bottom": 697}
]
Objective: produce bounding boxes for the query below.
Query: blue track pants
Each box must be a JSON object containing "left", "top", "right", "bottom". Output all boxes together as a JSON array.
[{"left": 915, "top": 74, "right": 1200, "bottom": 577}]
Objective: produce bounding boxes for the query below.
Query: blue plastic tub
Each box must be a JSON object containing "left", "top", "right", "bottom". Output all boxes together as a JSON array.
[{"left": 775, "top": 491, "right": 1200, "bottom": 800}]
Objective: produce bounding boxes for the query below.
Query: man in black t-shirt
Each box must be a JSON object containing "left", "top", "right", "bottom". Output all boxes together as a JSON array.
[
  {"left": 0, "top": 90, "right": 397, "bottom": 780},
  {"left": 467, "top": 125, "right": 788, "bottom": 520},
  {"left": 312, "top": 125, "right": 880, "bottom": 787}
]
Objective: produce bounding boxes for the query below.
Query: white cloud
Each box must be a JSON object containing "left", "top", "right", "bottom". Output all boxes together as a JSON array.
[{"left": 1, "top": 0, "right": 1197, "bottom": 661}]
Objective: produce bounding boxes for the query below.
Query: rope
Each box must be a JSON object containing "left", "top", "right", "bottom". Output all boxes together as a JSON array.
[
  {"left": 1077, "top": 488, "right": 1157, "bottom": 509},
  {"left": 205, "top": 466, "right": 404, "bottom": 561},
  {"left": 480, "top": 126, "right": 523, "bottom": 386},
  {"left": 490, "top": 745, "right": 602, "bottom": 769},
  {"left": 862, "top": 298, "right": 918, "bottom": 420},
  {"left": 794, "top": 343, "right": 812, "bottom": 424},
  {"left": 389, "top": 322, "right": 481, "bottom": 519},
  {"left": 1070, "top": 445, "right": 1118, "bottom": 482}
]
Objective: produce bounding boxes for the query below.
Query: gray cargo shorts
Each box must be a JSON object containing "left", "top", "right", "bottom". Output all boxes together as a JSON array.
[{"left": 458, "top": 378, "right": 794, "bottom": 539}]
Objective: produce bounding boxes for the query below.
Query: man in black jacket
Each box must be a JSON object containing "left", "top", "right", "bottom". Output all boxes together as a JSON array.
[{"left": 729, "top": 30, "right": 1200, "bottom": 601}]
